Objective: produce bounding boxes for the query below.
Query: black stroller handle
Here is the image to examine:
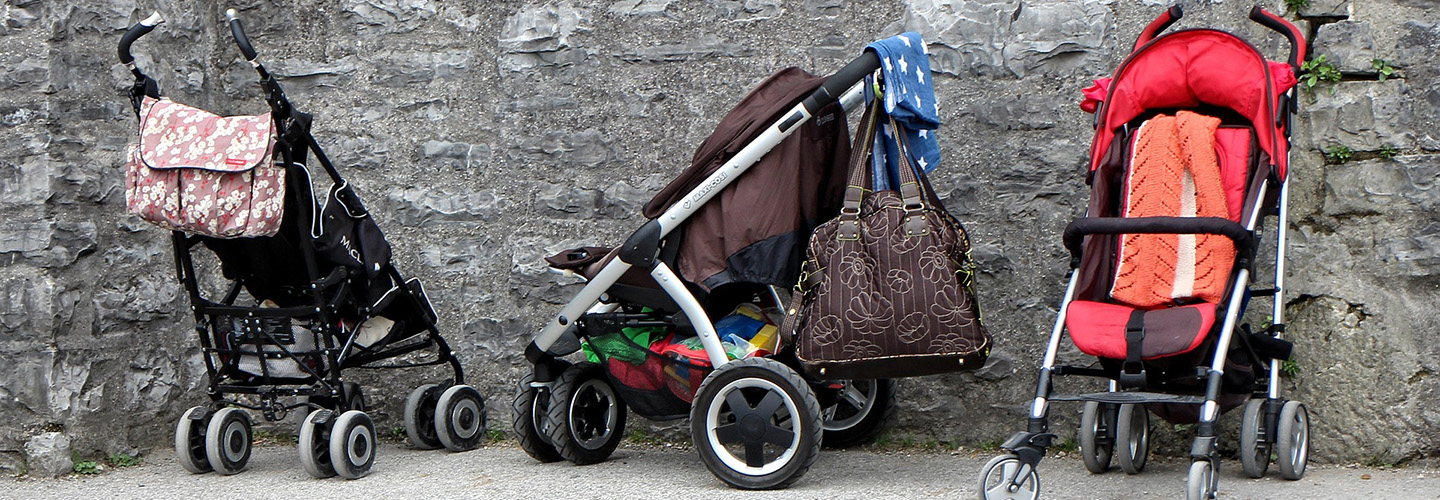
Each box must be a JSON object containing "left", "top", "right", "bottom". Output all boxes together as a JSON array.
[
  {"left": 118, "top": 12, "right": 164, "bottom": 67},
  {"left": 801, "top": 51, "right": 881, "bottom": 115},
  {"left": 1131, "top": 6, "right": 1183, "bottom": 52},
  {"left": 225, "top": 9, "right": 260, "bottom": 63},
  {"left": 1249, "top": 6, "right": 1306, "bottom": 70},
  {"left": 1063, "top": 216, "right": 1255, "bottom": 267}
]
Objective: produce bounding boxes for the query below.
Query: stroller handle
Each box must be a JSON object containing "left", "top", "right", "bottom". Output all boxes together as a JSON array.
[
  {"left": 1062, "top": 216, "right": 1254, "bottom": 267},
  {"left": 1131, "top": 5, "right": 1183, "bottom": 52},
  {"left": 117, "top": 12, "right": 164, "bottom": 67},
  {"left": 802, "top": 51, "right": 881, "bottom": 115},
  {"left": 1248, "top": 6, "right": 1306, "bottom": 69},
  {"left": 225, "top": 9, "right": 260, "bottom": 63}
]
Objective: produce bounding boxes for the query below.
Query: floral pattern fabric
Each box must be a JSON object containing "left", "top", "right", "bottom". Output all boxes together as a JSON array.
[{"left": 125, "top": 97, "right": 285, "bottom": 238}]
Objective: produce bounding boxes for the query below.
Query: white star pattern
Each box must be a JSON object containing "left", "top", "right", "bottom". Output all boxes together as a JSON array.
[
  {"left": 917, "top": 70, "right": 925, "bottom": 85},
  {"left": 899, "top": 55, "right": 908, "bottom": 74},
  {"left": 919, "top": 129, "right": 928, "bottom": 138},
  {"left": 915, "top": 94, "right": 922, "bottom": 108},
  {"left": 884, "top": 58, "right": 892, "bottom": 72},
  {"left": 900, "top": 35, "right": 911, "bottom": 47},
  {"left": 918, "top": 156, "right": 929, "bottom": 169}
]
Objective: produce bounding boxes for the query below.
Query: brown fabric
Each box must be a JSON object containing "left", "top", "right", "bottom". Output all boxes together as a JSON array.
[
  {"left": 643, "top": 67, "right": 851, "bottom": 290},
  {"left": 793, "top": 103, "right": 990, "bottom": 380}
]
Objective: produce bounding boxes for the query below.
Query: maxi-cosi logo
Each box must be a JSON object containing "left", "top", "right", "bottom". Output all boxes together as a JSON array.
[{"left": 682, "top": 171, "right": 728, "bottom": 210}]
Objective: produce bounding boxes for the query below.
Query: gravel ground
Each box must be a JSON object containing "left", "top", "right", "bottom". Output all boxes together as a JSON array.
[{"left": 6, "top": 440, "right": 1437, "bottom": 500}]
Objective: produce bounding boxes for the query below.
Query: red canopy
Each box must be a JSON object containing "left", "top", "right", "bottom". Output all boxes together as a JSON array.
[{"left": 1086, "top": 29, "right": 1298, "bottom": 179}]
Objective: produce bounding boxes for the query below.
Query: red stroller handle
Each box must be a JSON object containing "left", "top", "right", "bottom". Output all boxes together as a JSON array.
[
  {"left": 1131, "top": 6, "right": 1183, "bottom": 52},
  {"left": 1249, "top": 6, "right": 1307, "bottom": 69}
]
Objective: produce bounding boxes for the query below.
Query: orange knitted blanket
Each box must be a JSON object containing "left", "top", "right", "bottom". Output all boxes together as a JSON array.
[{"left": 1110, "top": 111, "right": 1235, "bottom": 308}]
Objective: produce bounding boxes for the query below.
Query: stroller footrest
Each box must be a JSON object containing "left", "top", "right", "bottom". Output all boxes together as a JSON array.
[{"left": 1050, "top": 391, "right": 1205, "bottom": 405}]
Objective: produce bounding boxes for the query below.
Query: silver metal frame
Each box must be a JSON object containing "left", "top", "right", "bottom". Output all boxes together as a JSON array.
[{"left": 530, "top": 82, "right": 868, "bottom": 368}]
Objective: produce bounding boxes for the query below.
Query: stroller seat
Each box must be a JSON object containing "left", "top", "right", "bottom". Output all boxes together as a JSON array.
[{"left": 1065, "top": 109, "right": 1252, "bottom": 364}]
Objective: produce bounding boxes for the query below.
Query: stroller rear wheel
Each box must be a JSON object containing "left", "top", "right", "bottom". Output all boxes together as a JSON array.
[
  {"left": 328, "top": 410, "right": 377, "bottom": 479},
  {"left": 204, "top": 407, "right": 252, "bottom": 475},
  {"left": 297, "top": 409, "right": 337, "bottom": 478},
  {"left": 1115, "top": 403, "right": 1149, "bottom": 474},
  {"left": 1276, "top": 401, "right": 1309, "bottom": 480},
  {"left": 1239, "top": 399, "right": 1271, "bottom": 478},
  {"left": 1079, "top": 401, "right": 1115, "bottom": 474},
  {"left": 174, "top": 406, "right": 213, "bottom": 474},
  {"left": 545, "top": 362, "right": 626, "bottom": 465},
  {"left": 977, "top": 454, "right": 1040, "bottom": 500},
  {"left": 435, "top": 385, "right": 487, "bottom": 452},
  {"left": 820, "top": 378, "right": 896, "bottom": 448},
  {"left": 513, "top": 372, "right": 564, "bottom": 463},
  {"left": 404, "top": 384, "right": 443, "bottom": 450},
  {"left": 691, "top": 357, "right": 821, "bottom": 490}
]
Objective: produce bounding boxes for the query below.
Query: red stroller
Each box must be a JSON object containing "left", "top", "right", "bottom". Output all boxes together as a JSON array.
[{"left": 978, "top": 6, "right": 1309, "bottom": 500}]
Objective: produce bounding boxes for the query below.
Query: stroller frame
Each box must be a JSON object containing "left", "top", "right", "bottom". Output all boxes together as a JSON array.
[
  {"left": 520, "top": 53, "right": 880, "bottom": 489},
  {"left": 119, "top": 11, "right": 482, "bottom": 479},
  {"left": 980, "top": 7, "right": 1309, "bottom": 500}
]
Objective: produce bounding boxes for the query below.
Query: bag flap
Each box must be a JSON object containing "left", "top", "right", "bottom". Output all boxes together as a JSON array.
[{"left": 138, "top": 96, "right": 275, "bottom": 172}]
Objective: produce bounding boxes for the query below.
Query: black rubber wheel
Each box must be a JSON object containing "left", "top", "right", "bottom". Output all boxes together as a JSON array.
[
  {"left": 204, "top": 407, "right": 252, "bottom": 475},
  {"left": 544, "top": 362, "right": 626, "bottom": 465},
  {"left": 173, "top": 406, "right": 213, "bottom": 474},
  {"left": 297, "top": 409, "right": 337, "bottom": 479},
  {"left": 404, "top": 384, "right": 443, "bottom": 450},
  {"left": 820, "top": 378, "right": 896, "bottom": 448},
  {"left": 512, "top": 372, "right": 563, "bottom": 463},
  {"left": 690, "top": 357, "right": 822, "bottom": 490},
  {"left": 328, "top": 410, "right": 377, "bottom": 479},
  {"left": 435, "top": 384, "right": 487, "bottom": 452},
  {"left": 1276, "top": 401, "right": 1309, "bottom": 480},
  {"left": 977, "top": 454, "right": 1041, "bottom": 500},
  {"left": 1186, "top": 460, "right": 1216, "bottom": 500},
  {"left": 1115, "top": 403, "right": 1149, "bottom": 474},
  {"left": 1079, "top": 401, "right": 1115, "bottom": 474},
  {"left": 1239, "top": 399, "right": 1271, "bottom": 478}
]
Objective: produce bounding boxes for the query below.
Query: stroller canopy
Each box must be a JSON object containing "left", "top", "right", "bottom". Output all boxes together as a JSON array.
[{"left": 1088, "top": 30, "right": 1298, "bottom": 179}]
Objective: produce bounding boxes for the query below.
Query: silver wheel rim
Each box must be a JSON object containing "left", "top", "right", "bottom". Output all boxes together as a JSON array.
[
  {"left": 569, "top": 379, "right": 619, "bottom": 450},
  {"left": 451, "top": 396, "right": 481, "bottom": 439},
  {"left": 1127, "top": 407, "right": 1148, "bottom": 459},
  {"left": 1290, "top": 407, "right": 1309, "bottom": 467},
  {"left": 347, "top": 424, "right": 372, "bottom": 465},
  {"left": 223, "top": 417, "right": 248, "bottom": 463},
  {"left": 533, "top": 390, "right": 553, "bottom": 442},
  {"left": 982, "top": 457, "right": 1039, "bottom": 500},
  {"left": 822, "top": 379, "right": 878, "bottom": 431},
  {"left": 704, "top": 377, "right": 801, "bottom": 476}
]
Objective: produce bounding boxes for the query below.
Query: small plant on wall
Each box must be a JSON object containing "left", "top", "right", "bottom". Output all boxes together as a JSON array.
[
  {"left": 1371, "top": 59, "right": 1396, "bottom": 82},
  {"left": 1301, "top": 55, "right": 1343, "bottom": 95},
  {"left": 1284, "top": 0, "right": 1310, "bottom": 11}
]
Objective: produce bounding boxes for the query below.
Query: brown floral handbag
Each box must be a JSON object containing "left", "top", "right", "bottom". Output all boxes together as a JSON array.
[
  {"left": 124, "top": 96, "right": 285, "bottom": 238},
  {"left": 789, "top": 101, "right": 990, "bottom": 380}
]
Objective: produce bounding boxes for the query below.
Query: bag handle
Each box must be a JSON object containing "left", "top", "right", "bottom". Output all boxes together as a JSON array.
[
  {"left": 889, "top": 115, "right": 931, "bottom": 237},
  {"left": 836, "top": 93, "right": 882, "bottom": 241}
]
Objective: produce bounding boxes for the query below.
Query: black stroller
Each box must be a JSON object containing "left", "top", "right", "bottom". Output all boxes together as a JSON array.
[
  {"left": 978, "top": 6, "right": 1309, "bottom": 500},
  {"left": 515, "top": 51, "right": 898, "bottom": 489},
  {"left": 118, "top": 11, "right": 486, "bottom": 479}
]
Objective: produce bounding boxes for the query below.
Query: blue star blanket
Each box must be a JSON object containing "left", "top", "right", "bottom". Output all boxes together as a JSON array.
[{"left": 864, "top": 32, "right": 941, "bottom": 191}]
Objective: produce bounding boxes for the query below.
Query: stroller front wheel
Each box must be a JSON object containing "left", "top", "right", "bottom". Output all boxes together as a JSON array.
[
  {"left": 1115, "top": 403, "right": 1150, "bottom": 474},
  {"left": 512, "top": 372, "right": 564, "bottom": 462},
  {"left": 1239, "top": 399, "right": 1271, "bottom": 478},
  {"left": 690, "top": 357, "right": 821, "bottom": 490},
  {"left": 328, "top": 410, "right": 377, "bottom": 479},
  {"left": 977, "top": 454, "right": 1040, "bottom": 500},
  {"left": 404, "top": 384, "right": 444, "bottom": 450},
  {"left": 435, "top": 384, "right": 487, "bottom": 452},
  {"left": 1079, "top": 401, "right": 1115, "bottom": 474},
  {"left": 174, "top": 406, "right": 214, "bottom": 474},
  {"left": 544, "top": 362, "right": 626, "bottom": 465},
  {"left": 297, "top": 409, "right": 338, "bottom": 478},
  {"left": 1275, "top": 401, "right": 1309, "bottom": 480},
  {"left": 1185, "top": 460, "right": 1217, "bottom": 500},
  {"left": 204, "top": 407, "right": 252, "bottom": 475}
]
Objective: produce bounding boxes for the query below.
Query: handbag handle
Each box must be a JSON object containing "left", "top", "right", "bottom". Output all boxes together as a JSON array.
[
  {"left": 835, "top": 91, "right": 931, "bottom": 241},
  {"left": 889, "top": 115, "right": 931, "bottom": 237}
]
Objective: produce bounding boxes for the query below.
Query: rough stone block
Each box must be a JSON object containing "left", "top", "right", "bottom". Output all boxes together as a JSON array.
[
  {"left": 903, "top": 0, "right": 1111, "bottom": 78},
  {"left": 22, "top": 432, "right": 71, "bottom": 478},
  {"left": 614, "top": 35, "right": 754, "bottom": 63},
  {"left": 533, "top": 184, "right": 598, "bottom": 217},
  {"left": 1300, "top": 81, "right": 1415, "bottom": 152},
  {"left": 1395, "top": 21, "right": 1439, "bottom": 72},
  {"left": 344, "top": 0, "right": 437, "bottom": 35},
  {"left": 387, "top": 186, "right": 512, "bottom": 226},
  {"left": 418, "top": 140, "right": 490, "bottom": 170},
  {"left": 608, "top": 0, "right": 674, "bottom": 17},
  {"left": 1314, "top": 21, "right": 1375, "bottom": 74}
]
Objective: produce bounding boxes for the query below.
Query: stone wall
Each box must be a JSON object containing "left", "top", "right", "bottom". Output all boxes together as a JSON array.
[{"left": 1, "top": 0, "right": 1435, "bottom": 476}]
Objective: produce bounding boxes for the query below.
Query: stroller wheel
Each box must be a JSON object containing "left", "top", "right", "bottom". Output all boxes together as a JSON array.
[
  {"left": 545, "top": 362, "right": 626, "bottom": 465},
  {"left": 1185, "top": 460, "right": 1216, "bottom": 500},
  {"left": 434, "top": 385, "right": 488, "bottom": 452},
  {"left": 512, "top": 372, "right": 563, "bottom": 463},
  {"left": 1079, "top": 401, "right": 1115, "bottom": 474},
  {"left": 204, "top": 407, "right": 252, "bottom": 475},
  {"left": 328, "top": 410, "right": 377, "bottom": 479},
  {"left": 174, "top": 406, "right": 214, "bottom": 474},
  {"left": 690, "top": 357, "right": 821, "bottom": 490},
  {"left": 1275, "top": 401, "right": 1309, "bottom": 480},
  {"left": 297, "top": 409, "right": 338, "bottom": 478},
  {"left": 977, "top": 454, "right": 1040, "bottom": 500},
  {"left": 820, "top": 378, "right": 896, "bottom": 448},
  {"left": 404, "top": 384, "right": 444, "bottom": 450},
  {"left": 1239, "top": 399, "right": 1271, "bottom": 478},
  {"left": 1115, "top": 403, "right": 1149, "bottom": 474}
]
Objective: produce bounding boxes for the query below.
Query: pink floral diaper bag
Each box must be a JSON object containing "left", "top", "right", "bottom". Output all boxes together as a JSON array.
[{"left": 125, "top": 96, "right": 285, "bottom": 238}]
